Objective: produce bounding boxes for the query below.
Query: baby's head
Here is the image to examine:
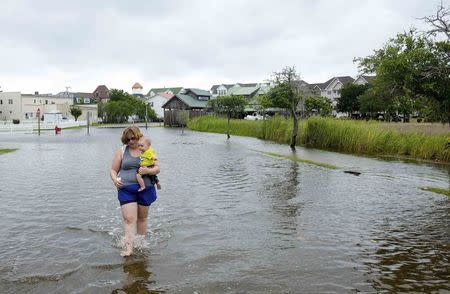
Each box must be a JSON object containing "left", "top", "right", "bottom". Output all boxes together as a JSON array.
[{"left": 138, "top": 137, "right": 151, "bottom": 152}]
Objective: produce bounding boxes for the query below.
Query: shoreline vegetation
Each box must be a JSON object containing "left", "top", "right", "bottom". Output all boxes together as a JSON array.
[
  {"left": 421, "top": 187, "right": 450, "bottom": 197},
  {"left": 0, "top": 148, "right": 18, "bottom": 154},
  {"left": 187, "top": 116, "right": 450, "bottom": 163}
]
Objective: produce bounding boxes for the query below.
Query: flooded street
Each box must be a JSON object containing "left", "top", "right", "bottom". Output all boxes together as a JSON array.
[{"left": 0, "top": 127, "right": 449, "bottom": 293}]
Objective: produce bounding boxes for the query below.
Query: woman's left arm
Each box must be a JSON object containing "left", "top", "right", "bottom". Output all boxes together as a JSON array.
[{"left": 139, "top": 157, "right": 160, "bottom": 175}]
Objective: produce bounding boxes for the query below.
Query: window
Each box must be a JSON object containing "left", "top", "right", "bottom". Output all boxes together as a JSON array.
[
  {"left": 8, "top": 99, "right": 13, "bottom": 104},
  {"left": 149, "top": 102, "right": 154, "bottom": 107},
  {"left": 327, "top": 91, "right": 331, "bottom": 95},
  {"left": 45, "top": 100, "right": 48, "bottom": 104},
  {"left": 34, "top": 99, "right": 36, "bottom": 103},
  {"left": 0, "top": 100, "right": 2, "bottom": 104},
  {"left": 84, "top": 98, "right": 90, "bottom": 104}
]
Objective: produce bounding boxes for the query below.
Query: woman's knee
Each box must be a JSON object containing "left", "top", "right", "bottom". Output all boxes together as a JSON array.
[{"left": 123, "top": 214, "right": 137, "bottom": 224}]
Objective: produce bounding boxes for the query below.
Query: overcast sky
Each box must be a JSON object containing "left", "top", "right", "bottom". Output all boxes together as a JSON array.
[{"left": 0, "top": 0, "right": 447, "bottom": 94}]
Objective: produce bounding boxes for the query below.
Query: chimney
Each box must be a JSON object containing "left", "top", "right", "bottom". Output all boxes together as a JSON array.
[{"left": 34, "top": 91, "right": 39, "bottom": 95}]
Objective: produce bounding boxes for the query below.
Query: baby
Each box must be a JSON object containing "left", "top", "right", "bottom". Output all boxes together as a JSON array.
[{"left": 136, "top": 137, "right": 161, "bottom": 191}]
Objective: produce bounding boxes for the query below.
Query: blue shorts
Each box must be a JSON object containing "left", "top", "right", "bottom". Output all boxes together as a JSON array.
[{"left": 118, "top": 184, "right": 157, "bottom": 206}]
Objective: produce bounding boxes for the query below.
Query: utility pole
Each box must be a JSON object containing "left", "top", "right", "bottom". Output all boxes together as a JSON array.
[{"left": 145, "top": 102, "right": 148, "bottom": 130}]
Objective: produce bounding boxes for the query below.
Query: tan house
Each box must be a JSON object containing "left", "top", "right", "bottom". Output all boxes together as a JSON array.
[{"left": 0, "top": 92, "right": 73, "bottom": 121}]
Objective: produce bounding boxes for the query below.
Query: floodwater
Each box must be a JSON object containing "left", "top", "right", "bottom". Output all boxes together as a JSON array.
[{"left": 0, "top": 127, "right": 449, "bottom": 293}]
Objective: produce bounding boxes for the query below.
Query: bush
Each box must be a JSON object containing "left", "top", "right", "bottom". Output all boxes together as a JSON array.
[
  {"left": 12, "top": 119, "right": 20, "bottom": 124},
  {"left": 417, "top": 118, "right": 422, "bottom": 123}
]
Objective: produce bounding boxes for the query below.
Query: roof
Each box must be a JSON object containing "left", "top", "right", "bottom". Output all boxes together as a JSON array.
[
  {"left": 228, "top": 86, "right": 260, "bottom": 96},
  {"left": 73, "top": 92, "right": 93, "bottom": 98},
  {"left": 184, "top": 88, "right": 211, "bottom": 97},
  {"left": 361, "top": 75, "right": 376, "bottom": 83},
  {"left": 148, "top": 87, "right": 183, "bottom": 96},
  {"left": 335, "top": 76, "right": 355, "bottom": 85},
  {"left": 237, "top": 83, "right": 258, "bottom": 87},
  {"left": 159, "top": 92, "right": 174, "bottom": 99},
  {"left": 309, "top": 76, "right": 355, "bottom": 91},
  {"left": 94, "top": 85, "right": 108, "bottom": 91},
  {"left": 132, "top": 82, "right": 143, "bottom": 89},
  {"left": 162, "top": 94, "right": 208, "bottom": 108}
]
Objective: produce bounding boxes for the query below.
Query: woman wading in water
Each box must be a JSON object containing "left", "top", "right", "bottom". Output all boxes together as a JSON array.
[{"left": 110, "top": 126, "right": 160, "bottom": 256}]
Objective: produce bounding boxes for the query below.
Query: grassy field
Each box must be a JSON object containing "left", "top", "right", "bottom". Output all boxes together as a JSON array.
[
  {"left": 188, "top": 116, "right": 450, "bottom": 163},
  {"left": 0, "top": 148, "right": 18, "bottom": 154}
]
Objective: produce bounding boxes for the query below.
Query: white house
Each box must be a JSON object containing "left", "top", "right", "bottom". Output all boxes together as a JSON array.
[{"left": 146, "top": 92, "right": 173, "bottom": 119}]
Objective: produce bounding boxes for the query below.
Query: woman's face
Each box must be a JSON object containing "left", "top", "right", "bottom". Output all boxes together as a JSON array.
[{"left": 126, "top": 135, "right": 139, "bottom": 148}]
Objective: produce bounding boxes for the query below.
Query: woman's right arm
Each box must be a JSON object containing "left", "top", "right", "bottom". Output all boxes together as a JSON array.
[{"left": 110, "top": 149, "right": 124, "bottom": 188}]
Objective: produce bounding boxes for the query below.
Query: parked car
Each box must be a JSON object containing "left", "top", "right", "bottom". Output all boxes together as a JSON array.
[{"left": 244, "top": 112, "right": 269, "bottom": 120}]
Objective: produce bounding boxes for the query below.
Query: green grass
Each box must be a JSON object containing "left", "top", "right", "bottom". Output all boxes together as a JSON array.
[
  {"left": 254, "top": 150, "right": 338, "bottom": 169},
  {"left": 188, "top": 115, "right": 450, "bottom": 162},
  {"left": 421, "top": 186, "right": 450, "bottom": 197},
  {"left": 0, "top": 148, "right": 18, "bottom": 154}
]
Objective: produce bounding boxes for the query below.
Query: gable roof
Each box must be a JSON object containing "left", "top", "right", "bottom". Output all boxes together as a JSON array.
[
  {"left": 148, "top": 87, "right": 183, "bottom": 96},
  {"left": 228, "top": 86, "right": 260, "bottom": 96},
  {"left": 132, "top": 82, "right": 143, "bottom": 89},
  {"left": 184, "top": 88, "right": 211, "bottom": 97},
  {"left": 361, "top": 75, "right": 375, "bottom": 83},
  {"left": 162, "top": 94, "right": 208, "bottom": 109},
  {"left": 325, "top": 76, "right": 355, "bottom": 90}
]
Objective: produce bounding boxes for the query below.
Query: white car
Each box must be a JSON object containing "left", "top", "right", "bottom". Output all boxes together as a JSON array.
[{"left": 244, "top": 113, "right": 269, "bottom": 120}]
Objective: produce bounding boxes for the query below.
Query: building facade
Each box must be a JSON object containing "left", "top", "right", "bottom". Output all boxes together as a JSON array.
[{"left": 0, "top": 92, "right": 73, "bottom": 121}]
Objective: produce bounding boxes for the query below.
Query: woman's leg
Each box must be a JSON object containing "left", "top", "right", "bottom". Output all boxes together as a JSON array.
[
  {"left": 137, "top": 205, "right": 149, "bottom": 235},
  {"left": 121, "top": 202, "right": 138, "bottom": 256}
]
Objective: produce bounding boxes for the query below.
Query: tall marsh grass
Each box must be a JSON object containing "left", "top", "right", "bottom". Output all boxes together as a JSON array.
[{"left": 188, "top": 115, "right": 450, "bottom": 162}]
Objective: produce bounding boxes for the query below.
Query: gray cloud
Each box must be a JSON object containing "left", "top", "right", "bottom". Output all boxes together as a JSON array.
[{"left": 0, "top": 0, "right": 446, "bottom": 93}]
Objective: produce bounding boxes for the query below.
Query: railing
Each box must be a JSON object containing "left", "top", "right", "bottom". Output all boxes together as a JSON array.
[{"left": 0, "top": 121, "right": 84, "bottom": 132}]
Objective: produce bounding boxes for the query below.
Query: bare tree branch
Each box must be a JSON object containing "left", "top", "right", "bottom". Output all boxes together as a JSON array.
[{"left": 420, "top": 1, "right": 450, "bottom": 40}]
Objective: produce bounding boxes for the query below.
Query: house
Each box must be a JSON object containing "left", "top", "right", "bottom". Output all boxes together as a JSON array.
[
  {"left": 56, "top": 91, "right": 95, "bottom": 104},
  {"left": 146, "top": 92, "right": 173, "bottom": 119},
  {"left": 132, "top": 82, "right": 144, "bottom": 98},
  {"left": 182, "top": 88, "right": 211, "bottom": 101},
  {"left": 162, "top": 94, "right": 209, "bottom": 126},
  {"left": 308, "top": 76, "right": 355, "bottom": 107},
  {"left": 147, "top": 87, "right": 183, "bottom": 97},
  {"left": 93, "top": 85, "right": 110, "bottom": 102},
  {"left": 0, "top": 91, "right": 73, "bottom": 121}
]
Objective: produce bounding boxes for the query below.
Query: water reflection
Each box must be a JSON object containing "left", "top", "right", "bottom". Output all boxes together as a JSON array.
[
  {"left": 263, "top": 160, "right": 302, "bottom": 243},
  {"left": 364, "top": 202, "right": 450, "bottom": 292},
  {"left": 111, "top": 256, "right": 164, "bottom": 294}
]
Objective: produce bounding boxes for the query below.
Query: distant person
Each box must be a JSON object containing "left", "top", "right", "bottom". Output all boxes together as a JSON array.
[
  {"left": 136, "top": 136, "right": 161, "bottom": 192},
  {"left": 110, "top": 126, "right": 160, "bottom": 257}
]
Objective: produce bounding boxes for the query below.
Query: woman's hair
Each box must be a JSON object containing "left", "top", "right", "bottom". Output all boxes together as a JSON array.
[{"left": 121, "top": 126, "right": 143, "bottom": 144}]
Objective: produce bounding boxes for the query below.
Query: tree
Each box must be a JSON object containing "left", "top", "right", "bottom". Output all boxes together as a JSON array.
[
  {"left": 266, "top": 66, "right": 305, "bottom": 150},
  {"left": 103, "top": 89, "right": 155, "bottom": 123},
  {"left": 358, "top": 89, "right": 385, "bottom": 119},
  {"left": 355, "top": 3, "right": 450, "bottom": 123},
  {"left": 305, "top": 96, "right": 332, "bottom": 117},
  {"left": 337, "top": 83, "right": 369, "bottom": 115},
  {"left": 70, "top": 106, "right": 82, "bottom": 121},
  {"left": 208, "top": 95, "right": 247, "bottom": 139}
]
